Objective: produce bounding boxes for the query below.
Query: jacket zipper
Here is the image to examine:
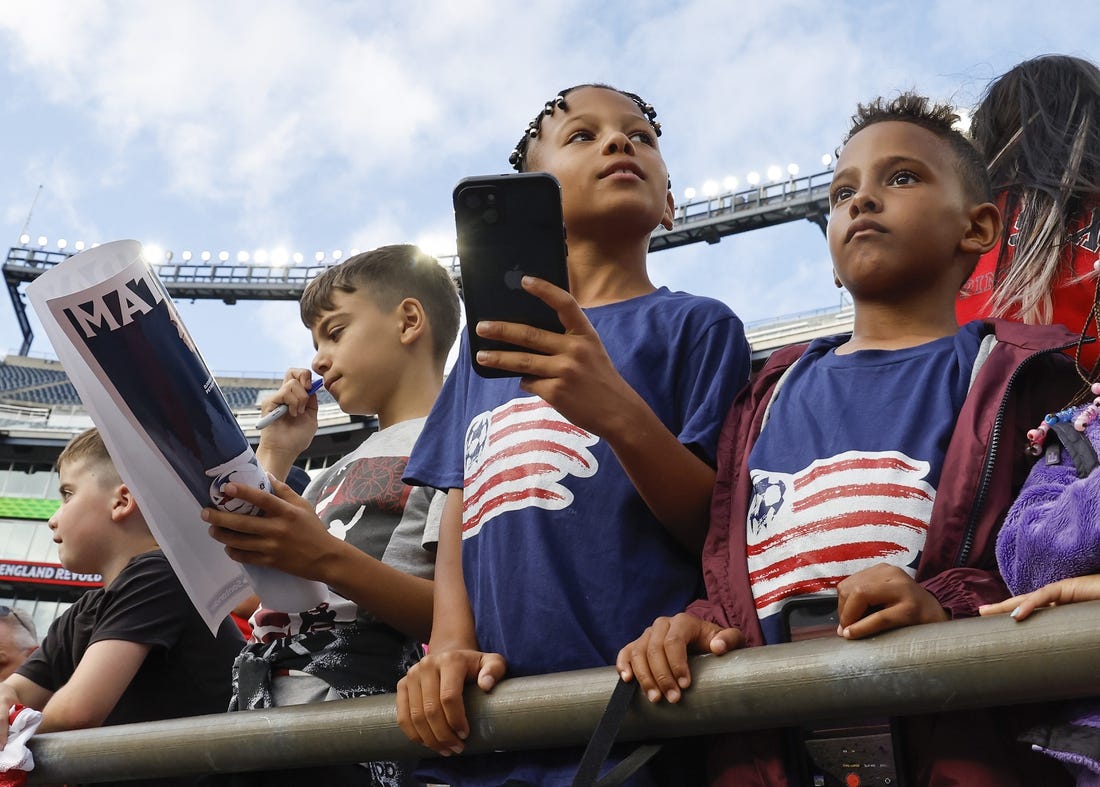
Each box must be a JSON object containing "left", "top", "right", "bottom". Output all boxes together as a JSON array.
[{"left": 956, "top": 341, "right": 1077, "bottom": 567}]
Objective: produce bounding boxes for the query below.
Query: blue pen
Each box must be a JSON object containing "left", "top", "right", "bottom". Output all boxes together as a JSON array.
[{"left": 256, "top": 378, "right": 324, "bottom": 429}]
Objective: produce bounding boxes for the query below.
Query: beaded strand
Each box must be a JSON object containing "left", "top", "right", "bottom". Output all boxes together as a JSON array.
[{"left": 1026, "top": 381, "right": 1100, "bottom": 455}]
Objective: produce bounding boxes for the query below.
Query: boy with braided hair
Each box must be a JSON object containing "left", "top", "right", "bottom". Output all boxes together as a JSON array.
[{"left": 398, "top": 84, "right": 751, "bottom": 785}]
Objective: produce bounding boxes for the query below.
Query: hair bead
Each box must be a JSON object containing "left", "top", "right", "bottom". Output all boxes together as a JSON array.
[{"left": 508, "top": 84, "right": 664, "bottom": 171}]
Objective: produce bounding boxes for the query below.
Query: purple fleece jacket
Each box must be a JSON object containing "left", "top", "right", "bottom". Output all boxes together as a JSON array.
[
  {"left": 998, "top": 411, "right": 1100, "bottom": 594},
  {"left": 998, "top": 406, "right": 1100, "bottom": 781}
]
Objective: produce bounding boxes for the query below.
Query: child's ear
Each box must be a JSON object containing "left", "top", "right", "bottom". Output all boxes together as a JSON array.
[
  {"left": 661, "top": 189, "right": 675, "bottom": 231},
  {"left": 111, "top": 484, "right": 138, "bottom": 522},
  {"left": 397, "top": 298, "right": 427, "bottom": 346},
  {"left": 959, "top": 201, "right": 1002, "bottom": 256}
]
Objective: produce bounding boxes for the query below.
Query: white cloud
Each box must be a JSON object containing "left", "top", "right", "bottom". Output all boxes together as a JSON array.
[
  {"left": 255, "top": 300, "right": 316, "bottom": 373},
  {"left": 2, "top": 0, "right": 1099, "bottom": 372}
]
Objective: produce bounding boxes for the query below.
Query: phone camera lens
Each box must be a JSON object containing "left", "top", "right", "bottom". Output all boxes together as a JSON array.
[
  {"left": 463, "top": 192, "right": 482, "bottom": 210},
  {"left": 481, "top": 208, "right": 499, "bottom": 225}
]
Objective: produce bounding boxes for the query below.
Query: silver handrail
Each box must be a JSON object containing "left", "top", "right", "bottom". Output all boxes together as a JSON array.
[{"left": 27, "top": 599, "right": 1100, "bottom": 784}]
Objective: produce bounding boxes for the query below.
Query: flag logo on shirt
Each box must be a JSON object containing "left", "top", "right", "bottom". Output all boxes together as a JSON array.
[
  {"left": 747, "top": 450, "right": 933, "bottom": 618},
  {"left": 461, "top": 396, "right": 599, "bottom": 538}
]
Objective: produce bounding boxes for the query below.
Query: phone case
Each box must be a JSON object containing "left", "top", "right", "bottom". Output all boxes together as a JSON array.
[{"left": 453, "top": 172, "right": 569, "bottom": 378}]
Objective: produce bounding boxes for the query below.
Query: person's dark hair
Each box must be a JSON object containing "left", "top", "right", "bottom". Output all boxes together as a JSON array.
[
  {"left": 968, "top": 54, "right": 1100, "bottom": 324},
  {"left": 509, "top": 83, "right": 663, "bottom": 172},
  {"left": 300, "top": 244, "right": 460, "bottom": 367},
  {"left": 844, "top": 92, "right": 993, "bottom": 205}
]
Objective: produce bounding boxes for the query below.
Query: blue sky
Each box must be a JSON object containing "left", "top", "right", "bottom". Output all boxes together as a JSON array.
[{"left": 1, "top": 0, "right": 1097, "bottom": 375}]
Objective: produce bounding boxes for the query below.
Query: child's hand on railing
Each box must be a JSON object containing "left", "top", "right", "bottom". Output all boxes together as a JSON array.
[
  {"left": 616, "top": 613, "right": 744, "bottom": 704},
  {"left": 980, "top": 574, "right": 1100, "bottom": 621}
]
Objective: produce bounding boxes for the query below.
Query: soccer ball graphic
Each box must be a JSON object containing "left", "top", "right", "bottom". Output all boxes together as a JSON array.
[{"left": 209, "top": 461, "right": 270, "bottom": 515}]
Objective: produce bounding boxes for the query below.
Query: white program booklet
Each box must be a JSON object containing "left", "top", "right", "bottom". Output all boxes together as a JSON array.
[{"left": 26, "top": 239, "right": 326, "bottom": 633}]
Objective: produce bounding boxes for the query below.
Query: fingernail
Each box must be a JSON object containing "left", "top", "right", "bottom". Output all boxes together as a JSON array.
[
  {"left": 836, "top": 624, "right": 844, "bottom": 636},
  {"left": 678, "top": 676, "right": 690, "bottom": 689},
  {"left": 1010, "top": 606, "right": 1021, "bottom": 619},
  {"left": 667, "top": 689, "right": 681, "bottom": 703},
  {"left": 223, "top": 483, "right": 237, "bottom": 495},
  {"left": 200, "top": 509, "right": 210, "bottom": 522},
  {"left": 458, "top": 729, "right": 468, "bottom": 740},
  {"left": 619, "top": 670, "right": 630, "bottom": 682},
  {"left": 646, "top": 689, "right": 661, "bottom": 703},
  {"left": 476, "top": 351, "right": 489, "bottom": 362},
  {"left": 522, "top": 276, "right": 534, "bottom": 286},
  {"left": 450, "top": 744, "right": 464, "bottom": 754},
  {"left": 841, "top": 627, "right": 851, "bottom": 638}
]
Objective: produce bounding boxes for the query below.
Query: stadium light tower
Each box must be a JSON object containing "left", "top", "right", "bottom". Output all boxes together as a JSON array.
[{"left": 4, "top": 164, "right": 833, "bottom": 354}]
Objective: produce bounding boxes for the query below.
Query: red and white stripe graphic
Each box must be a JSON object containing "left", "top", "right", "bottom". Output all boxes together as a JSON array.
[
  {"left": 462, "top": 396, "right": 599, "bottom": 538},
  {"left": 747, "top": 451, "right": 932, "bottom": 618}
]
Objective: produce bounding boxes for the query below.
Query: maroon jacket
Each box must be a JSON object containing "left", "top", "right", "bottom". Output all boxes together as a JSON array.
[{"left": 687, "top": 319, "right": 1081, "bottom": 786}]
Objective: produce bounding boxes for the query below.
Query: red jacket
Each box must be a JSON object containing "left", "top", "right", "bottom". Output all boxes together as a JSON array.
[{"left": 687, "top": 320, "right": 1081, "bottom": 786}]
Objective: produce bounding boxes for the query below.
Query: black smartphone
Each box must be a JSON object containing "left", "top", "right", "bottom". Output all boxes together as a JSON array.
[{"left": 453, "top": 172, "right": 570, "bottom": 378}]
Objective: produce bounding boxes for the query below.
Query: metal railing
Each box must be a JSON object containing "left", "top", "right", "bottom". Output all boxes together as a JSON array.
[{"left": 26, "top": 599, "right": 1100, "bottom": 784}]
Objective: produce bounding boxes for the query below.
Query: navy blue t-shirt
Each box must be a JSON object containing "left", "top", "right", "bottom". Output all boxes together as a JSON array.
[
  {"left": 405, "top": 286, "right": 750, "bottom": 786},
  {"left": 747, "top": 323, "right": 985, "bottom": 643}
]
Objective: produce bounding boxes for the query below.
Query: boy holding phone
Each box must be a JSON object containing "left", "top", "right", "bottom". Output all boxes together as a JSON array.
[{"left": 398, "top": 84, "right": 751, "bottom": 785}]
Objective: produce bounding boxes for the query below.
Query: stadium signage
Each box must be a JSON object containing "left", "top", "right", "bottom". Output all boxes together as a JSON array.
[{"left": 0, "top": 559, "right": 102, "bottom": 587}]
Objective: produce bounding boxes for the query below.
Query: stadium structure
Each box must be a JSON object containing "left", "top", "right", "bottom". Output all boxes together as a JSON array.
[{"left": 0, "top": 169, "right": 850, "bottom": 635}]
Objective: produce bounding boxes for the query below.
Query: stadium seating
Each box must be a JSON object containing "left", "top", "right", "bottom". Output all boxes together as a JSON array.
[{"left": 0, "top": 358, "right": 297, "bottom": 413}]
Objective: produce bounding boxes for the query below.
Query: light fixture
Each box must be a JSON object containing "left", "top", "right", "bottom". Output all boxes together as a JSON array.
[
  {"left": 331, "top": 250, "right": 342, "bottom": 261},
  {"left": 787, "top": 163, "right": 800, "bottom": 177},
  {"left": 144, "top": 244, "right": 165, "bottom": 265},
  {"left": 821, "top": 153, "right": 833, "bottom": 167},
  {"left": 201, "top": 251, "right": 212, "bottom": 262},
  {"left": 18, "top": 233, "right": 29, "bottom": 245},
  {"left": 314, "top": 251, "right": 325, "bottom": 262},
  {"left": 37, "top": 236, "right": 47, "bottom": 247},
  {"left": 236, "top": 250, "right": 250, "bottom": 263},
  {"left": 270, "top": 248, "right": 289, "bottom": 266},
  {"left": 182, "top": 251, "right": 193, "bottom": 261},
  {"left": 74, "top": 241, "right": 85, "bottom": 251},
  {"left": 767, "top": 165, "right": 782, "bottom": 182},
  {"left": 683, "top": 187, "right": 696, "bottom": 200},
  {"left": 747, "top": 171, "right": 760, "bottom": 186},
  {"left": 218, "top": 251, "right": 229, "bottom": 262},
  {"left": 723, "top": 176, "right": 738, "bottom": 191},
  {"left": 57, "top": 239, "right": 67, "bottom": 250},
  {"left": 702, "top": 180, "right": 719, "bottom": 198},
  {"left": 292, "top": 252, "right": 304, "bottom": 264}
]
